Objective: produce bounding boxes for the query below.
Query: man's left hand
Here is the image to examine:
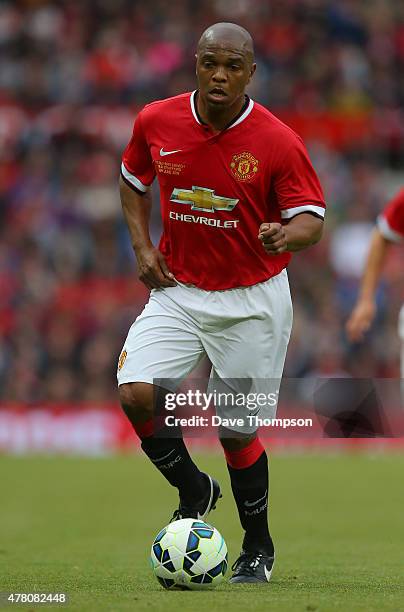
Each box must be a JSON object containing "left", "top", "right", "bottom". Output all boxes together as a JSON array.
[{"left": 258, "top": 223, "right": 287, "bottom": 254}]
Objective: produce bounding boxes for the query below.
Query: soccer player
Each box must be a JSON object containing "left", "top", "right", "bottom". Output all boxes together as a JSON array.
[
  {"left": 346, "top": 188, "right": 404, "bottom": 378},
  {"left": 118, "top": 23, "right": 325, "bottom": 583}
]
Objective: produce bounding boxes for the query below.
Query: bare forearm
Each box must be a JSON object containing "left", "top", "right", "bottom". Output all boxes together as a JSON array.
[
  {"left": 357, "top": 228, "right": 389, "bottom": 301},
  {"left": 259, "top": 213, "right": 323, "bottom": 254},
  {"left": 119, "top": 176, "right": 176, "bottom": 288},
  {"left": 346, "top": 228, "right": 388, "bottom": 341},
  {"left": 283, "top": 213, "right": 323, "bottom": 252},
  {"left": 119, "top": 176, "right": 153, "bottom": 253}
]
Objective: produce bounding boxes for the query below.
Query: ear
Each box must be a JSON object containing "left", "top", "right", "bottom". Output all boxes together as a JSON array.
[{"left": 247, "top": 63, "right": 257, "bottom": 84}]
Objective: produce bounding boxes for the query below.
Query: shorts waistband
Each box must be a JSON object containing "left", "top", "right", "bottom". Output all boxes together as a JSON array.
[{"left": 175, "top": 269, "right": 287, "bottom": 293}]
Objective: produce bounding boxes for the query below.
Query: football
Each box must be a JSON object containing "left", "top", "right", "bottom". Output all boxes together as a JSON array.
[{"left": 150, "top": 518, "right": 228, "bottom": 589}]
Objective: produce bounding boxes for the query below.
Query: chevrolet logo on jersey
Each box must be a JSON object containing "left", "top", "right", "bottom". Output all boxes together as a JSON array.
[{"left": 170, "top": 186, "right": 239, "bottom": 212}]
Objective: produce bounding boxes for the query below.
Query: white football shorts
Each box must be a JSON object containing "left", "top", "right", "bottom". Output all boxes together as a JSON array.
[{"left": 117, "top": 269, "right": 293, "bottom": 432}]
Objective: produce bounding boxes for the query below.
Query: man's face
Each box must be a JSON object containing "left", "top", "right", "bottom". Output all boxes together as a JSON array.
[{"left": 196, "top": 43, "right": 256, "bottom": 108}]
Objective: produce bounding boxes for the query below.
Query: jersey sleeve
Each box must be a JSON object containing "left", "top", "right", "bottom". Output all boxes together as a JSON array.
[
  {"left": 121, "top": 111, "right": 155, "bottom": 195},
  {"left": 273, "top": 136, "right": 326, "bottom": 220},
  {"left": 377, "top": 189, "right": 404, "bottom": 242}
]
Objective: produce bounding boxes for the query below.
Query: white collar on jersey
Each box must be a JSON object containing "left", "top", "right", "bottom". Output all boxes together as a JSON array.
[{"left": 190, "top": 90, "right": 254, "bottom": 130}]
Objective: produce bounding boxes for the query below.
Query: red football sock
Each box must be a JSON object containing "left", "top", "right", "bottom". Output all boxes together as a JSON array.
[
  {"left": 134, "top": 418, "right": 154, "bottom": 439},
  {"left": 225, "top": 440, "right": 273, "bottom": 554},
  {"left": 224, "top": 437, "right": 265, "bottom": 469},
  {"left": 132, "top": 418, "right": 205, "bottom": 505}
]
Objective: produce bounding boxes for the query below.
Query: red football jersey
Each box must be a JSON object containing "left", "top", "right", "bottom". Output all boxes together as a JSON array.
[
  {"left": 377, "top": 188, "right": 404, "bottom": 242},
  {"left": 122, "top": 91, "right": 325, "bottom": 290}
]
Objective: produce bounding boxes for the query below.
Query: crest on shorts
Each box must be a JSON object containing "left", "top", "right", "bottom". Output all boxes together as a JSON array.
[
  {"left": 230, "top": 152, "right": 259, "bottom": 181},
  {"left": 118, "top": 349, "right": 127, "bottom": 371}
]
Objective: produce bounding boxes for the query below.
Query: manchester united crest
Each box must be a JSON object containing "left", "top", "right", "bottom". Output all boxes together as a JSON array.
[
  {"left": 118, "top": 349, "right": 127, "bottom": 372},
  {"left": 230, "top": 152, "right": 259, "bottom": 182}
]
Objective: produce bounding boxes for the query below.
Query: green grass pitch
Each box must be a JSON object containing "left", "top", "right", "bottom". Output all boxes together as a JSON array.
[{"left": 1, "top": 451, "right": 404, "bottom": 611}]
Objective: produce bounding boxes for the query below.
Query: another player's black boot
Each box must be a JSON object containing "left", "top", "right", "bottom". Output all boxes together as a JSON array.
[
  {"left": 171, "top": 473, "right": 222, "bottom": 521},
  {"left": 229, "top": 549, "right": 275, "bottom": 583}
]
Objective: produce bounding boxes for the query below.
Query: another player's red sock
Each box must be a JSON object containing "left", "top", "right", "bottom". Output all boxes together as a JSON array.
[
  {"left": 132, "top": 419, "right": 206, "bottom": 506},
  {"left": 224, "top": 438, "right": 274, "bottom": 555}
]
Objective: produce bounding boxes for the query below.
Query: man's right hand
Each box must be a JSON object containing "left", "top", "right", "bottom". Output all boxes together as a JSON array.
[{"left": 136, "top": 246, "right": 177, "bottom": 289}]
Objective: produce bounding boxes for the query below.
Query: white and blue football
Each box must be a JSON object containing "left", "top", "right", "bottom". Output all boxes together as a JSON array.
[{"left": 150, "top": 518, "right": 228, "bottom": 589}]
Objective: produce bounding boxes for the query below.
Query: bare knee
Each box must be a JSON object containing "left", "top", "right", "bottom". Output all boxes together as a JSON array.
[
  {"left": 219, "top": 429, "right": 256, "bottom": 452},
  {"left": 119, "top": 382, "right": 154, "bottom": 423}
]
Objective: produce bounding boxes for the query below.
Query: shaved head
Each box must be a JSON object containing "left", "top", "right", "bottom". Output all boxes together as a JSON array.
[
  {"left": 195, "top": 22, "right": 256, "bottom": 129},
  {"left": 198, "top": 22, "right": 254, "bottom": 62}
]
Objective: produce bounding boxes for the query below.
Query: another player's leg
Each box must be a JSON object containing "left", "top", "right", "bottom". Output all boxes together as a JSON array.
[
  {"left": 220, "top": 433, "right": 275, "bottom": 583},
  {"left": 119, "top": 381, "right": 221, "bottom": 520}
]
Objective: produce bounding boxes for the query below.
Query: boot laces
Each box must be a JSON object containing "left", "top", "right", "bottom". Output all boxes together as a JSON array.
[{"left": 231, "top": 551, "right": 264, "bottom": 575}]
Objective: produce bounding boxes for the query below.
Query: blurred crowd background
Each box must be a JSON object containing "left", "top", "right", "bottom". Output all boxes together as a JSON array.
[{"left": 1, "top": 0, "right": 404, "bottom": 404}]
